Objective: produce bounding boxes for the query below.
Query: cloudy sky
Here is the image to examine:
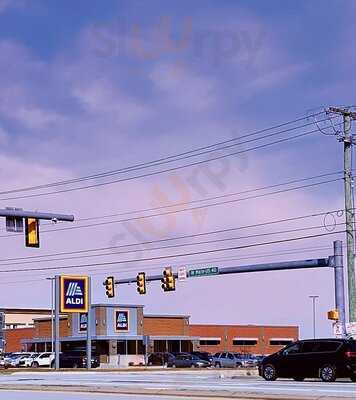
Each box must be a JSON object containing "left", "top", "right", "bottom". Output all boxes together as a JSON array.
[{"left": 0, "top": 0, "right": 355, "bottom": 339}]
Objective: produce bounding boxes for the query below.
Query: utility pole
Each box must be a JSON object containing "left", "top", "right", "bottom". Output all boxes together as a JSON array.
[{"left": 327, "top": 107, "right": 356, "bottom": 322}]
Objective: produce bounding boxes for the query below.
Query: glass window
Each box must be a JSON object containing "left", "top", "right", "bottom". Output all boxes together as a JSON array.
[
  {"left": 347, "top": 340, "right": 356, "bottom": 351},
  {"left": 270, "top": 340, "right": 293, "bottom": 346},
  {"left": 233, "top": 340, "right": 258, "bottom": 346},
  {"left": 127, "top": 340, "right": 137, "bottom": 355},
  {"left": 199, "top": 340, "right": 220, "bottom": 346},
  {"left": 214, "top": 352, "right": 221, "bottom": 357},
  {"left": 283, "top": 343, "right": 300, "bottom": 355},
  {"left": 137, "top": 340, "right": 144, "bottom": 355},
  {"left": 228, "top": 353, "right": 234, "bottom": 359},
  {"left": 303, "top": 341, "right": 341, "bottom": 353},
  {"left": 221, "top": 353, "right": 227, "bottom": 359},
  {"left": 117, "top": 341, "right": 127, "bottom": 355}
]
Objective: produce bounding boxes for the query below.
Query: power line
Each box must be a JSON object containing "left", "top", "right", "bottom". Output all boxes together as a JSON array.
[
  {"left": 0, "top": 177, "right": 342, "bottom": 239},
  {"left": 0, "top": 112, "right": 327, "bottom": 197},
  {"left": 0, "top": 124, "right": 335, "bottom": 201},
  {"left": 0, "top": 222, "right": 344, "bottom": 267},
  {"left": 31, "top": 170, "right": 343, "bottom": 229},
  {"left": 0, "top": 230, "right": 344, "bottom": 274},
  {"left": 0, "top": 208, "right": 344, "bottom": 262},
  {"left": 0, "top": 243, "right": 336, "bottom": 285}
]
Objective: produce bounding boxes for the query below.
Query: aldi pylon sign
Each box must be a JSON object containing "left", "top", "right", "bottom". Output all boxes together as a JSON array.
[{"left": 60, "top": 275, "right": 89, "bottom": 313}]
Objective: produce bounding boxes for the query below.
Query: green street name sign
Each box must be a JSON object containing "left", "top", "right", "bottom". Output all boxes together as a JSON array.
[{"left": 188, "top": 267, "right": 219, "bottom": 278}]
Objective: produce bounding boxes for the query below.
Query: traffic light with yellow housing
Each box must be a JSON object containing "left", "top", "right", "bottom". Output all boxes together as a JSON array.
[
  {"left": 327, "top": 309, "right": 339, "bottom": 320},
  {"left": 25, "top": 218, "right": 39, "bottom": 248},
  {"left": 161, "top": 267, "right": 175, "bottom": 292},
  {"left": 104, "top": 276, "right": 115, "bottom": 298},
  {"left": 136, "top": 272, "right": 146, "bottom": 295}
]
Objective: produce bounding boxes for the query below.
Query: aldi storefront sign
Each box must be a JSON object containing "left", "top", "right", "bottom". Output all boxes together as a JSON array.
[
  {"left": 115, "top": 310, "right": 129, "bottom": 332},
  {"left": 60, "top": 275, "right": 89, "bottom": 313}
]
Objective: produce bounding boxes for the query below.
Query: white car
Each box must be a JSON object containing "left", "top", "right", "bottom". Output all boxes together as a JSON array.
[
  {"left": 30, "top": 352, "right": 54, "bottom": 368},
  {"left": 8, "top": 353, "right": 32, "bottom": 368},
  {"left": 23, "top": 353, "right": 40, "bottom": 367}
]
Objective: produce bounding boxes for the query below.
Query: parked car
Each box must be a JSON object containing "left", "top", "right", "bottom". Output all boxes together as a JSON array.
[
  {"left": 8, "top": 353, "right": 32, "bottom": 368},
  {"left": 0, "top": 357, "right": 8, "bottom": 369},
  {"left": 50, "top": 352, "right": 100, "bottom": 369},
  {"left": 191, "top": 351, "right": 213, "bottom": 363},
  {"left": 170, "top": 353, "right": 210, "bottom": 368},
  {"left": 212, "top": 352, "right": 243, "bottom": 368},
  {"left": 259, "top": 339, "right": 356, "bottom": 382},
  {"left": 30, "top": 352, "right": 55, "bottom": 368},
  {"left": 23, "top": 353, "right": 40, "bottom": 367},
  {"left": 234, "top": 354, "right": 261, "bottom": 368},
  {"left": 147, "top": 352, "right": 175, "bottom": 366}
]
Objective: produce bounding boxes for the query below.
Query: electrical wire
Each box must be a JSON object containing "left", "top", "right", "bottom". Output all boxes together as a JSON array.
[
  {"left": 0, "top": 230, "right": 344, "bottom": 274},
  {"left": 0, "top": 177, "right": 343, "bottom": 239},
  {"left": 0, "top": 112, "right": 327, "bottom": 197},
  {"left": 0, "top": 123, "right": 338, "bottom": 201},
  {"left": 0, "top": 222, "right": 345, "bottom": 267}
]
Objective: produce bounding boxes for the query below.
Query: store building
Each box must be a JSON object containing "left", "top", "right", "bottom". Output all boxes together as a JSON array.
[{"left": 3, "top": 304, "right": 298, "bottom": 366}]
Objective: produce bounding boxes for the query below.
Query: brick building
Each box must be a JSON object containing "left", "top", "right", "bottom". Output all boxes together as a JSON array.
[{"left": 3, "top": 304, "right": 298, "bottom": 367}]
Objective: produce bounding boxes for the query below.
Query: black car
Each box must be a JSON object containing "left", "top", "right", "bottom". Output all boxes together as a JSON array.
[
  {"left": 259, "top": 339, "right": 356, "bottom": 382},
  {"left": 51, "top": 351, "right": 100, "bottom": 369},
  {"left": 191, "top": 351, "right": 213, "bottom": 363},
  {"left": 147, "top": 352, "right": 175, "bottom": 366}
]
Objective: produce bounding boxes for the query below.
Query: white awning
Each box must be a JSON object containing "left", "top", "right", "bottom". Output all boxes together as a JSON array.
[
  {"left": 269, "top": 338, "right": 294, "bottom": 341},
  {"left": 233, "top": 337, "right": 259, "bottom": 341},
  {"left": 199, "top": 337, "right": 221, "bottom": 341}
]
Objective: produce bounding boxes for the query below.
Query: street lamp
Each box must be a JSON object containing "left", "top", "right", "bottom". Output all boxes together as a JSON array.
[
  {"left": 309, "top": 295, "right": 319, "bottom": 339},
  {"left": 46, "top": 277, "right": 55, "bottom": 354}
]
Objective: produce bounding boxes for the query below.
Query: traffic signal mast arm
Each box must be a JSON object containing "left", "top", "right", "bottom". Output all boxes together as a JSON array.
[
  {"left": 0, "top": 209, "right": 74, "bottom": 221},
  {"left": 115, "top": 258, "right": 330, "bottom": 285}
]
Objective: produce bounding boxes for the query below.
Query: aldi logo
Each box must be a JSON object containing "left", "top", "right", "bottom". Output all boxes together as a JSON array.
[
  {"left": 115, "top": 310, "right": 129, "bottom": 332},
  {"left": 60, "top": 276, "right": 89, "bottom": 313}
]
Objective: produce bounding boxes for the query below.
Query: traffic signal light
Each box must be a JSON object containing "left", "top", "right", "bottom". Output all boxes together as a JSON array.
[
  {"left": 161, "top": 267, "right": 175, "bottom": 292},
  {"left": 25, "top": 218, "right": 39, "bottom": 248},
  {"left": 136, "top": 272, "right": 146, "bottom": 295},
  {"left": 327, "top": 309, "right": 339, "bottom": 320},
  {"left": 104, "top": 276, "right": 115, "bottom": 298}
]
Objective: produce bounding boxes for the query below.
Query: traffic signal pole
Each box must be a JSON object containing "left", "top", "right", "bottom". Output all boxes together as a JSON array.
[{"left": 327, "top": 107, "right": 356, "bottom": 322}]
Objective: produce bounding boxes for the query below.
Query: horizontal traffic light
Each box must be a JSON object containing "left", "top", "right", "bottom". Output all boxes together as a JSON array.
[{"left": 104, "top": 276, "right": 115, "bottom": 298}]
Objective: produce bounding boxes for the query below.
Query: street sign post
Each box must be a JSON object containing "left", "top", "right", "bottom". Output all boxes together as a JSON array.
[
  {"left": 55, "top": 275, "right": 90, "bottom": 370},
  {"left": 188, "top": 267, "right": 219, "bottom": 278}
]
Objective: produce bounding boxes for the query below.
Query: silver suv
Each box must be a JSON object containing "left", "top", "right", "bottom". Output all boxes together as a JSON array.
[{"left": 212, "top": 352, "right": 243, "bottom": 368}]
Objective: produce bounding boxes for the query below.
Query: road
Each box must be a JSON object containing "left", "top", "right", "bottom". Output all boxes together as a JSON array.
[{"left": 0, "top": 370, "right": 356, "bottom": 399}]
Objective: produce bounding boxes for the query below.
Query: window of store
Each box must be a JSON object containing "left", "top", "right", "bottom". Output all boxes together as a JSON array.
[
  {"left": 117, "top": 341, "right": 127, "bottom": 355},
  {"left": 199, "top": 338, "right": 221, "bottom": 346},
  {"left": 269, "top": 339, "right": 293, "bottom": 346},
  {"left": 127, "top": 340, "right": 137, "bottom": 355},
  {"left": 233, "top": 339, "right": 258, "bottom": 346}
]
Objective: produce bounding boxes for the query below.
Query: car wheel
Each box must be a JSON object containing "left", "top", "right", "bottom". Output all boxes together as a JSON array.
[
  {"left": 293, "top": 377, "right": 305, "bottom": 382},
  {"left": 236, "top": 362, "right": 242, "bottom": 368},
  {"left": 172, "top": 364, "right": 176, "bottom": 368},
  {"left": 31, "top": 362, "right": 39, "bottom": 368},
  {"left": 262, "top": 364, "right": 278, "bottom": 381},
  {"left": 72, "top": 363, "right": 78, "bottom": 369},
  {"left": 215, "top": 362, "right": 221, "bottom": 368},
  {"left": 320, "top": 365, "right": 336, "bottom": 382}
]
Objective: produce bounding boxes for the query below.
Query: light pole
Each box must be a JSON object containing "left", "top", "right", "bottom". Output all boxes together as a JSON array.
[
  {"left": 309, "top": 295, "right": 319, "bottom": 339},
  {"left": 46, "top": 277, "right": 54, "bottom": 354}
]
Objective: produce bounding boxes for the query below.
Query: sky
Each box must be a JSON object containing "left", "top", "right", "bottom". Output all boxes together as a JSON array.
[{"left": 0, "top": 0, "right": 356, "bottom": 339}]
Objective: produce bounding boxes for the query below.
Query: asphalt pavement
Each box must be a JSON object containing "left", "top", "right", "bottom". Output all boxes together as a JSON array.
[{"left": 0, "top": 370, "right": 356, "bottom": 399}]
